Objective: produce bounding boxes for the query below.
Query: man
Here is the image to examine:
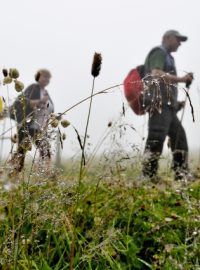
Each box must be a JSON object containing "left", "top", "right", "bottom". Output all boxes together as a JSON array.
[{"left": 142, "top": 30, "right": 193, "bottom": 182}]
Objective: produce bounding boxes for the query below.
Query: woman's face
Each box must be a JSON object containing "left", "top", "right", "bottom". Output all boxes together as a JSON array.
[{"left": 38, "top": 73, "right": 51, "bottom": 88}]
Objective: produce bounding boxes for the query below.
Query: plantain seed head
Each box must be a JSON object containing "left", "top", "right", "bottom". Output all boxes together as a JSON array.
[
  {"left": 9, "top": 68, "right": 20, "bottom": 79},
  {"left": 91, "top": 52, "right": 102, "bottom": 77},
  {"left": 2, "top": 69, "right": 8, "bottom": 77},
  {"left": 61, "top": 119, "right": 70, "bottom": 128},
  {"left": 14, "top": 80, "right": 24, "bottom": 92},
  {"left": 3, "top": 77, "right": 13, "bottom": 85},
  {"left": 51, "top": 119, "right": 59, "bottom": 128},
  {"left": 62, "top": 133, "right": 66, "bottom": 140},
  {"left": 11, "top": 134, "right": 17, "bottom": 144}
]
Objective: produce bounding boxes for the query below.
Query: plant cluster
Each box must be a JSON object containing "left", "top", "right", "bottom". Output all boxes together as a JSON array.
[{"left": 0, "top": 169, "right": 199, "bottom": 269}]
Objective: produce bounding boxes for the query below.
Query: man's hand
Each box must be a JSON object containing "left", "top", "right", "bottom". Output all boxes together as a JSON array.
[
  {"left": 151, "top": 69, "right": 194, "bottom": 86},
  {"left": 179, "top": 72, "right": 193, "bottom": 84}
]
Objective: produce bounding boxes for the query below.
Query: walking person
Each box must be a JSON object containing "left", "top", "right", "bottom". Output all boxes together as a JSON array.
[
  {"left": 142, "top": 30, "right": 194, "bottom": 182},
  {"left": 10, "top": 69, "right": 54, "bottom": 174}
]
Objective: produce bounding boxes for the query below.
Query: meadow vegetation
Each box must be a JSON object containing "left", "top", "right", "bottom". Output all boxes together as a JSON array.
[
  {"left": 0, "top": 61, "right": 199, "bottom": 270},
  {"left": 0, "top": 153, "right": 199, "bottom": 270}
]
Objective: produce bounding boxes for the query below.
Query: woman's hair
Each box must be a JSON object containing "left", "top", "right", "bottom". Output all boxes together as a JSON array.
[{"left": 35, "top": 69, "right": 51, "bottom": 82}]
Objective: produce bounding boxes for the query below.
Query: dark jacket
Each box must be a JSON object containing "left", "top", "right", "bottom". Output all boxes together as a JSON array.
[{"left": 10, "top": 83, "right": 54, "bottom": 124}]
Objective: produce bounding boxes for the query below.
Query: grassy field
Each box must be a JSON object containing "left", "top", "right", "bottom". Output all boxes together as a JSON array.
[
  {"left": 1, "top": 54, "right": 199, "bottom": 270},
  {"left": 0, "top": 159, "right": 199, "bottom": 270}
]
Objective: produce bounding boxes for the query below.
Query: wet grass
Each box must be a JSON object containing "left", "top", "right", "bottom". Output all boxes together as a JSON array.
[
  {"left": 0, "top": 65, "right": 199, "bottom": 269},
  {"left": 0, "top": 162, "right": 199, "bottom": 270}
]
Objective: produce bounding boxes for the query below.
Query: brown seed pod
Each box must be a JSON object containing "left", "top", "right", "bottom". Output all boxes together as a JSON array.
[
  {"left": 108, "top": 121, "right": 112, "bottom": 127},
  {"left": 3, "top": 77, "right": 13, "bottom": 85},
  {"left": 9, "top": 68, "right": 19, "bottom": 79},
  {"left": 51, "top": 119, "right": 59, "bottom": 128},
  {"left": 62, "top": 133, "right": 66, "bottom": 140},
  {"left": 50, "top": 113, "right": 56, "bottom": 118},
  {"left": 91, "top": 52, "right": 102, "bottom": 77},
  {"left": 61, "top": 119, "right": 70, "bottom": 128},
  {"left": 14, "top": 80, "right": 24, "bottom": 92},
  {"left": 11, "top": 134, "right": 17, "bottom": 144},
  {"left": 2, "top": 69, "right": 8, "bottom": 77},
  {"left": 22, "top": 139, "right": 32, "bottom": 151}
]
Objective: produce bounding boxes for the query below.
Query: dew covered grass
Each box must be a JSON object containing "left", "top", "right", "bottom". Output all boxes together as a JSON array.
[{"left": 0, "top": 160, "right": 199, "bottom": 270}]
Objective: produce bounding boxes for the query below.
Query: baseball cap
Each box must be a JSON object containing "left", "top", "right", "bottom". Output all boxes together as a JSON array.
[{"left": 163, "top": 30, "right": 188, "bottom": 42}]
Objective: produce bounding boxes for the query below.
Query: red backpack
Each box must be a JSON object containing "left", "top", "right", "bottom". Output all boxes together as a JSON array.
[
  {"left": 123, "top": 65, "right": 145, "bottom": 115},
  {"left": 124, "top": 47, "right": 168, "bottom": 115}
]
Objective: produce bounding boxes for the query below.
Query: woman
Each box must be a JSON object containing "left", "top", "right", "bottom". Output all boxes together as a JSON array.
[{"left": 10, "top": 69, "right": 54, "bottom": 174}]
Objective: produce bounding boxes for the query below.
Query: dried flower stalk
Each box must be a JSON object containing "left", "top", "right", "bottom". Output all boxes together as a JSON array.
[{"left": 91, "top": 52, "right": 102, "bottom": 77}]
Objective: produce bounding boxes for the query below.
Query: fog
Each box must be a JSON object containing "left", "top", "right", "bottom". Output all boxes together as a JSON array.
[{"left": 0, "top": 0, "right": 200, "bottom": 161}]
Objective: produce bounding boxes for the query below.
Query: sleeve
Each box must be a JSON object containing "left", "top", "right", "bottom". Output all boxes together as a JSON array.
[
  {"left": 148, "top": 49, "right": 166, "bottom": 72},
  {"left": 24, "top": 84, "right": 37, "bottom": 100},
  {"left": 47, "top": 93, "right": 54, "bottom": 113}
]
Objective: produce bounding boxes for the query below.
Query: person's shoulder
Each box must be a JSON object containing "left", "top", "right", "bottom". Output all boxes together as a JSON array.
[
  {"left": 150, "top": 46, "right": 166, "bottom": 54},
  {"left": 24, "top": 83, "right": 38, "bottom": 92},
  {"left": 149, "top": 46, "right": 166, "bottom": 59},
  {"left": 24, "top": 83, "right": 40, "bottom": 99},
  {"left": 26, "top": 83, "right": 38, "bottom": 89}
]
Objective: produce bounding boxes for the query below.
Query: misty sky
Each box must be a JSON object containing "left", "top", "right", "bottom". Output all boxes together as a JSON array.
[{"left": 0, "top": 0, "right": 200, "bottom": 159}]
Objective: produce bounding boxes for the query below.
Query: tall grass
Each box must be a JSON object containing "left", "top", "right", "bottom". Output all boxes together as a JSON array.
[
  {"left": 0, "top": 162, "right": 199, "bottom": 269},
  {"left": 0, "top": 64, "right": 199, "bottom": 270}
]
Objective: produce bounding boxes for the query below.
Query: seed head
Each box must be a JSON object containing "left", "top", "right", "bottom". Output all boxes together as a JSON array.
[
  {"left": 108, "top": 121, "right": 112, "bottom": 127},
  {"left": 61, "top": 119, "right": 70, "bottom": 128},
  {"left": 3, "top": 76, "right": 12, "bottom": 85},
  {"left": 62, "top": 133, "right": 66, "bottom": 140},
  {"left": 2, "top": 69, "right": 8, "bottom": 77},
  {"left": 11, "top": 134, "right": 17, "bottom": 144},
  {"left": 51, "top": 119, "right": 59, "bottom": 128},
  {"left": 9, "top": 68, "right": 19, "bottom": 79},
  {"left": 50, "top": 113, "right": 56, "bottom": 119},
  {"left": 21, "top": 138, "right": 32, "bottom": 151},
  {"left": 14, "top": 80, "right": 24, "bottom": 92},
  {"left": 91, "top": 52, "right": 102, "bottom": 77}
]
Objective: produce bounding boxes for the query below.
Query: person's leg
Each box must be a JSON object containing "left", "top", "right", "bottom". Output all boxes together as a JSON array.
[
  {"left": 168, "top": 115, "right": 189, "bottom": 180},
  {"left": 33, "top": 130, "right": 52, "bottom": 172},
  {"left": 35, "top": 137, "right": 51, "bottom": 160},
  {"left": 142, "top": 108, "right": 171, "bottom": 179},
  {"left": 10, "top": 126, "right": 29, "bottom": 172},
  {"left": 142, "top": 140, "right": 163, "bottom": 178}
]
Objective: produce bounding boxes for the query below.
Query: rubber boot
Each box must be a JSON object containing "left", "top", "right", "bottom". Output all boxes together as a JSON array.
[
  {"left": 173, "top": 150, "right": 188, "bottom": 180},
  {"left": 142, "top": 151, "right": 160, "bottom": 182}
]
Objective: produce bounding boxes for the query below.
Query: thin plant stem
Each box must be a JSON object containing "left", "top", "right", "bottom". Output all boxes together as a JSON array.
[
  {"left": 79, "top": 77, "right": 95, "bottom": 182},
  {"left": 75, "top": 78, "right": 96, "bottom": 232}
]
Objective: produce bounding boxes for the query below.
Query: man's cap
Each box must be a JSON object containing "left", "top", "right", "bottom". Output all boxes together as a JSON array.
[{"left": 163, "top": 30, "right": 188, "bottom": 42}]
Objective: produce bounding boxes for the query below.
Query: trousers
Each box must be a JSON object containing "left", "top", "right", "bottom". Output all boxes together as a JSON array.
[
  {"left": 142, "top": 106, "right": 188, "bottom": 178},
  {"left": 11, "top": 125, "right": 51, "bottom": 172}
]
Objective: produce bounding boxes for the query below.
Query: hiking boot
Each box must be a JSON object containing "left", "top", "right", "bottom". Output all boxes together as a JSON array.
[
  {"left": 149, "top": 175, "right": 161, "bottom": 184},
  {"left": 174, "top": 171, "right": 197, "bottom": 182},
  {"left": 138, "top": 173, "right": 161, "bottom": 184}
]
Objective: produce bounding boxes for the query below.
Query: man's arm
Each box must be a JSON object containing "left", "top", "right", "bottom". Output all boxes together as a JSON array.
[
  {"left": 151, "top": 69, "right": 193, "bottom": 84},
  {"left": 147, "top": 49, "right": 193, "bottom": 84}
]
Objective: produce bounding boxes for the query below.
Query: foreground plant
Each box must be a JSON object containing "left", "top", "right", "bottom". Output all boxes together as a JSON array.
[
  {"left": 79, "top": 52, "right": 102, "bottom": 182},
  {"left": 2, "top": 68, "right": 24, "bottom": 92},
  {"left": 0, "top": 165, "right": 199, "bottom": 269}
]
